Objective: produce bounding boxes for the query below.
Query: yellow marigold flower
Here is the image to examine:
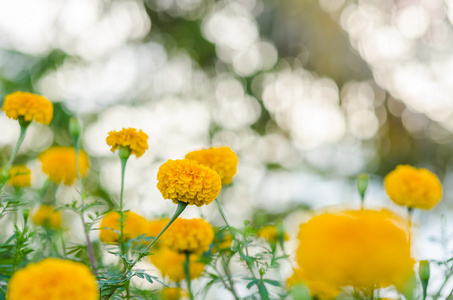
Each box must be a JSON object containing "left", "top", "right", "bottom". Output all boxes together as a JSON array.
[
  {"left": 257, "top": 225, "right": 289, "bottom": 243},
  {"left": 38, "top": 146, "right": 89, "bottom": 185},
  {"left": 150, "top": 247, "right": 205, "bottom": 283},
  {"left": 185, "top": 146, "right": 238, "bottom": 185},
  {"left": 384, "top": 165, "right": 443, "bottom": 210},
  {"left": 2, "top": 91, "right": 53, "bottom": 125},
  {"left": 164, "top": 218, "right": 214, "bottom": 254},
  {"left": 8, "top": 165, "right": 31, "bottom": 188},
  {"left": 296, "top": 209, "right": 414, "bottom": 289},
  {"left": 106, "top": 128, "right": 149, "bottom": 158},
  {"left": 32, "top": 205, "right": 62, "bottom": 230},
  {"left": 99, "top": 211, "right": 148, "bottom": 244},
  {"left": 8, "top": 258, "right": 98, "bottom": 300},
  {"left": 157, "top": 159, "right": 222, "bottom": 206},
  {"left": 161, "top": 287, "right": 188, "bottom": 300},
  {"left": 287, "top": 268, "right": 340, "bottom": 299}
]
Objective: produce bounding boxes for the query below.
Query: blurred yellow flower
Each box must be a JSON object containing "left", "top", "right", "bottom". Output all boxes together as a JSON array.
[
  {"left": 287, "top": 268, "right": 340, "bottom": 299},
  {"left": 32, "top": 205, "right": 62, "bottom": 230},
  {"left": 185, "top": 146, "right": 238, "bottom": 185},
  {"left": 99, "top": 211, "right": 148, "bottom": 244},
  {"left": 38, "top": 146, "right": 89, "bottom": 185},
  {"left": 150, "top": 247, "right": 205, "bottom": 283},
  {"left": 147, "top": 218, "right": 169, "bottom": 247},
  {"left": 257, "top": 225, "right": 289, "bottom": 243},
  {"left": 296, "top": 209, "right": 414, "bottom": 289},
  {"left": 8, "top": 165, "right": 31, "bottom": 188},
  {"left": 2, "top": 91, "right": 53, "bottom": 125},
  {"left": 161, "top": 287, "right": 187, "bottom": 300},
  {"left": 213, "top": 228, "right": 233, "bottom": 252},
  {"left": 384, "top": 165, "right": 442, "bottom": 210},
  {"left": 164, "top": 218, "right": 214, "bottom": 254},
  {"left": 8, "top": 258, "right": 98, "bottom": 300},
  {"left": 157, "top": 159, "right": 221, "bottom": 206},
  {"left": 106, "top": 128, "right": 149, "bottom": 158}
]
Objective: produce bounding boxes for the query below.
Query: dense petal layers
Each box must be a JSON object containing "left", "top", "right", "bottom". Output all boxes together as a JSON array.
[
  {"left": 2, "top": 91, "right": 53, "bottom": 125},
  {"left": 106, "top": 128, "right": 148, "bottom": 158}
]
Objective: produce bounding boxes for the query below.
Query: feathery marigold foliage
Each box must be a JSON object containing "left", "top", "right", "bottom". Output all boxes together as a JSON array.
[
  {"left": 164, "top": 218, "right": 214, "bottom": 254},
  {"left": 258, "top": 225, "right": 289, "bottom": 243},
  {"left": 287, "top": 268, "right": 340, "bottom": 299},
  {"left": 157, "top": 159, "right": 221, "bottom": 206},
  {"left": 2, "top": 91, "right": 53, "bottom": 125},
  {"left": 32, "top": 205, "right": 62, "bottom": 230},
  {"left": 384, "top": 165, "right": 443, "bottom": 210},
  {"left": 161, "top": 287, "right": 187, "bottom": 300},
  {"left": 296, "top": 209, "right": 414, "bottom": 289},
  {"left": 99, "top": 211, "right": 148, "bottom": 244},
  {"left": 150, "top": 247, "right": 205, "bottom": 283},
  {"left": 7, "top": 258, "right": 98, "bottom": 300},
  {"left": 38, "top": 146, "right": 89, "bottom": 185},
  {"left": 185, "top": 146, "right": 238, "bottom": 185},
  {"left": 8, "top": 165, "right": 31, "bottom": 188},
  {"left": 106, "top": 128, "right": 149, "bottom": 158}
]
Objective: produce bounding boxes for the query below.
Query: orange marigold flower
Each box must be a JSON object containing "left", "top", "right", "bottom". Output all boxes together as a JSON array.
[
  {"left": 164, "top": 218, "right": 214, "bottom": 254},
  {"left": 150, "top": 247, "right": 205, "bottom": 283},
  {"left": 185, "top": 146, "right": 238, "bottom": 185},
  {"left": 287, "top": 268, "right": 340, "bottom": 299},
  {"left": 2, "top": 91, "right": 53, "bottom": 125},
  {"left": 32, "top": 205, "right": 62, "bottom": 230},
  {"left": 296, "top": 209, "right": 414, "bottom": 289},
  {"left": 99, "top": 211, "right": 148, "bottom": 244},
  {"left": 38, "top": 146, "right": 89, "bottom": 185},
  {"left": 384, "top": 165, "right": 443, "bottom": 210},
  {"left": 257, "top": 225, "right": 289, "bottom": 243},
  {"left": 8, "top": 258, "right": 98, "bottom": 300},
  {"left": 157, "top": 159, "right": 221, "bottom": 206},
  {"left": 106, "top": 128, "right": 148, "bottom": 158},
  {"left": 8, "top": 165, "right": 31, "bottom": 188}
]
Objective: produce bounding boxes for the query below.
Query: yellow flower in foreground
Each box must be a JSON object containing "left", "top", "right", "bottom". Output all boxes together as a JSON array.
[
  {"left": 185, "top": 146, "right": 238, "bottom": 185},
  {"left": 296, "top": 209, "right": 414, "bottom": 289},
  {"left": 38, "top": 146, "right": 89, "bottom": 185},
  {"left": 151, "top": 247, "right": 205, "bottom": 283},
  {"left": 32, "top": 205, "right": 62, "bottom": 230},
  {"left": 157, "top": 159, "right": 221, "bottom": 206},
  {"left": 257, "top": 225, "right": 289, "bottom": 243},
  {"left": 164, "top": 218, "right": 214, "bottom": 254},
  {"left": 99, "top": 211, "right": 148, "bottom": 244},
  {"left": 106, "top": 128, "right": 148, "bottom": 158},
  {"left": 161, "top": 287, "right": 188, "bottom": 300},
  {"left": 287, "top": 268, "right": 340, "bottom": 299},
  {"left": 2, "top": 91, "right": 53, "bottom": 125},
  {"left": 384, "top": 165, "right": 442, "bottom": 210},
  {"left": 8, "top": 258, "right": 98, "bottom": 300},
  {"left": 8, "top": 165, "right": 31, "bottom": 188}
]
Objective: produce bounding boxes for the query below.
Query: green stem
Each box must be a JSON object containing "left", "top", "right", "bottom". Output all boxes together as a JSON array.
[
  {"left": 433, "top": 272, "right": 452, "bottom": 300},
  {"left": 119, "top": 157, "right": 128, "bottom": 256},
  {"left": 184, "top": 252, "right": 194, "bottom": 300},
  {"left": 221, "top": 256, "right": 240, "bottom": 300},
  {"left": 6, "top": 121, "right": 29, "bottom": 171},
  {"left": 215, "top": 198, "right": 230, "bottom": 228},
  {"left": 408, "top": 207, "right": 414, "bottom": 246}
]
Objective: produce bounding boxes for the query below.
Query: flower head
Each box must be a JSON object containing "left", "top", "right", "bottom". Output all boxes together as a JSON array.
[
  {"left": 38, "top": 146, "right": 89, "bottom": 185},
  {"left": 161, "top": 287, "right": 187, "bottom": 300},
  {"left": 2, "top": 91, "right": 53, "bottom": 125},
  {"left": 185, "top": 146, "right": 238, "bottom": 185},
  {"left": 8, "top": 165, "right": 31, "bottom": 188},
  {"left": 257, "top": 225, "right": 289, "bottom": 244},
  {"left": 32, "top": 205, "right": 62, "bottom": 230},
  {"left": 106, "top": 128, "right": 148, "bottom": 158},
  {"left": 164, "top": 218, "right": 214, "bottom": 254},
  {"left": 8, "top": 258, "right": 98, "bottom": 300},
  {"left": 287, "top": 268, "right": 340, "bottom": 299},
  {"left": 384, "top": 165, "right": 442, "bottom": 210},
  {"left": 99, "top": 211, "right": 148, "bottom": 244},
  {"left": 157, "top": 159, "right": 221, "bottom": 206},
  {"left": 150, "top": 247, "right": 205, "bottom": 283},
  {"left": 296, "top": 209, "right": 414, "bottom": 289}
]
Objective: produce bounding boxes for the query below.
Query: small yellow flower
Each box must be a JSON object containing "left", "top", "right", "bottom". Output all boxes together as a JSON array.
[
  {"left": 99, "top": 211, "right": 148, "bottom": 244},
  {"left": 161, "top": 287, "right": 188, "bottom": 300},
  {"left": 106, "top": 128, "right": 149, "bottom": 158},
  {"left": 157, "top": 159, "right": 222, "bottom": 206},
  {"left": 257, "top": 225, "right": 289, "bottom": 243},
  {"left": 185, "top": 146, "right": 238, "bottom": 185},
  {"left": 150, "top": 247, "right": 205, "bottom": 283},
  {"left": 38, "top": 146, "right": 89, "bottom": 185},
  {"left": 287, "top": 268, "right": 340, "bottom": 299},
  {"left": 32, "top": 205, "right": 62, "bottom": 230},
  {"left": 8, "top": 258, "right": 98, "bottom": 300},
  {"left": 384, "top": 165, "right": 443, "bottom": 210},
  {"left": 164, "top": 218, "right": 214, "bottom": 254},
  {"left": 2, "top": 91, "right": 53, "bottom": 125},
  {"left": 296, "top": 209, "right": 414, "bottom": 289},
  {"left": 8, "top": 165, "right": 31, "bottom": 188}
]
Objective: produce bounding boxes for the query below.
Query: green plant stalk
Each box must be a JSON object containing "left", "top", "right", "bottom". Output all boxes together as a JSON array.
[
  {"left": 103, "top": 201, "right": 187, "bottom": 300},
  {"left": 221, "top": 256, "right": 240, "bottom": 300},
  {"left": 6, "top": 119, "right": 29, "bottom": 171},
  {"left": 119, "top": 157, "right": 128, "bottom": 256},
  {"left": 408, "top": 207, "right": 414, "bottom": 246},
  {"left": 184, "top": 252, "right": 194, "bottom": 300},
  {"left": 215, "top": 198, "right": 231, "bottom": 228}
]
